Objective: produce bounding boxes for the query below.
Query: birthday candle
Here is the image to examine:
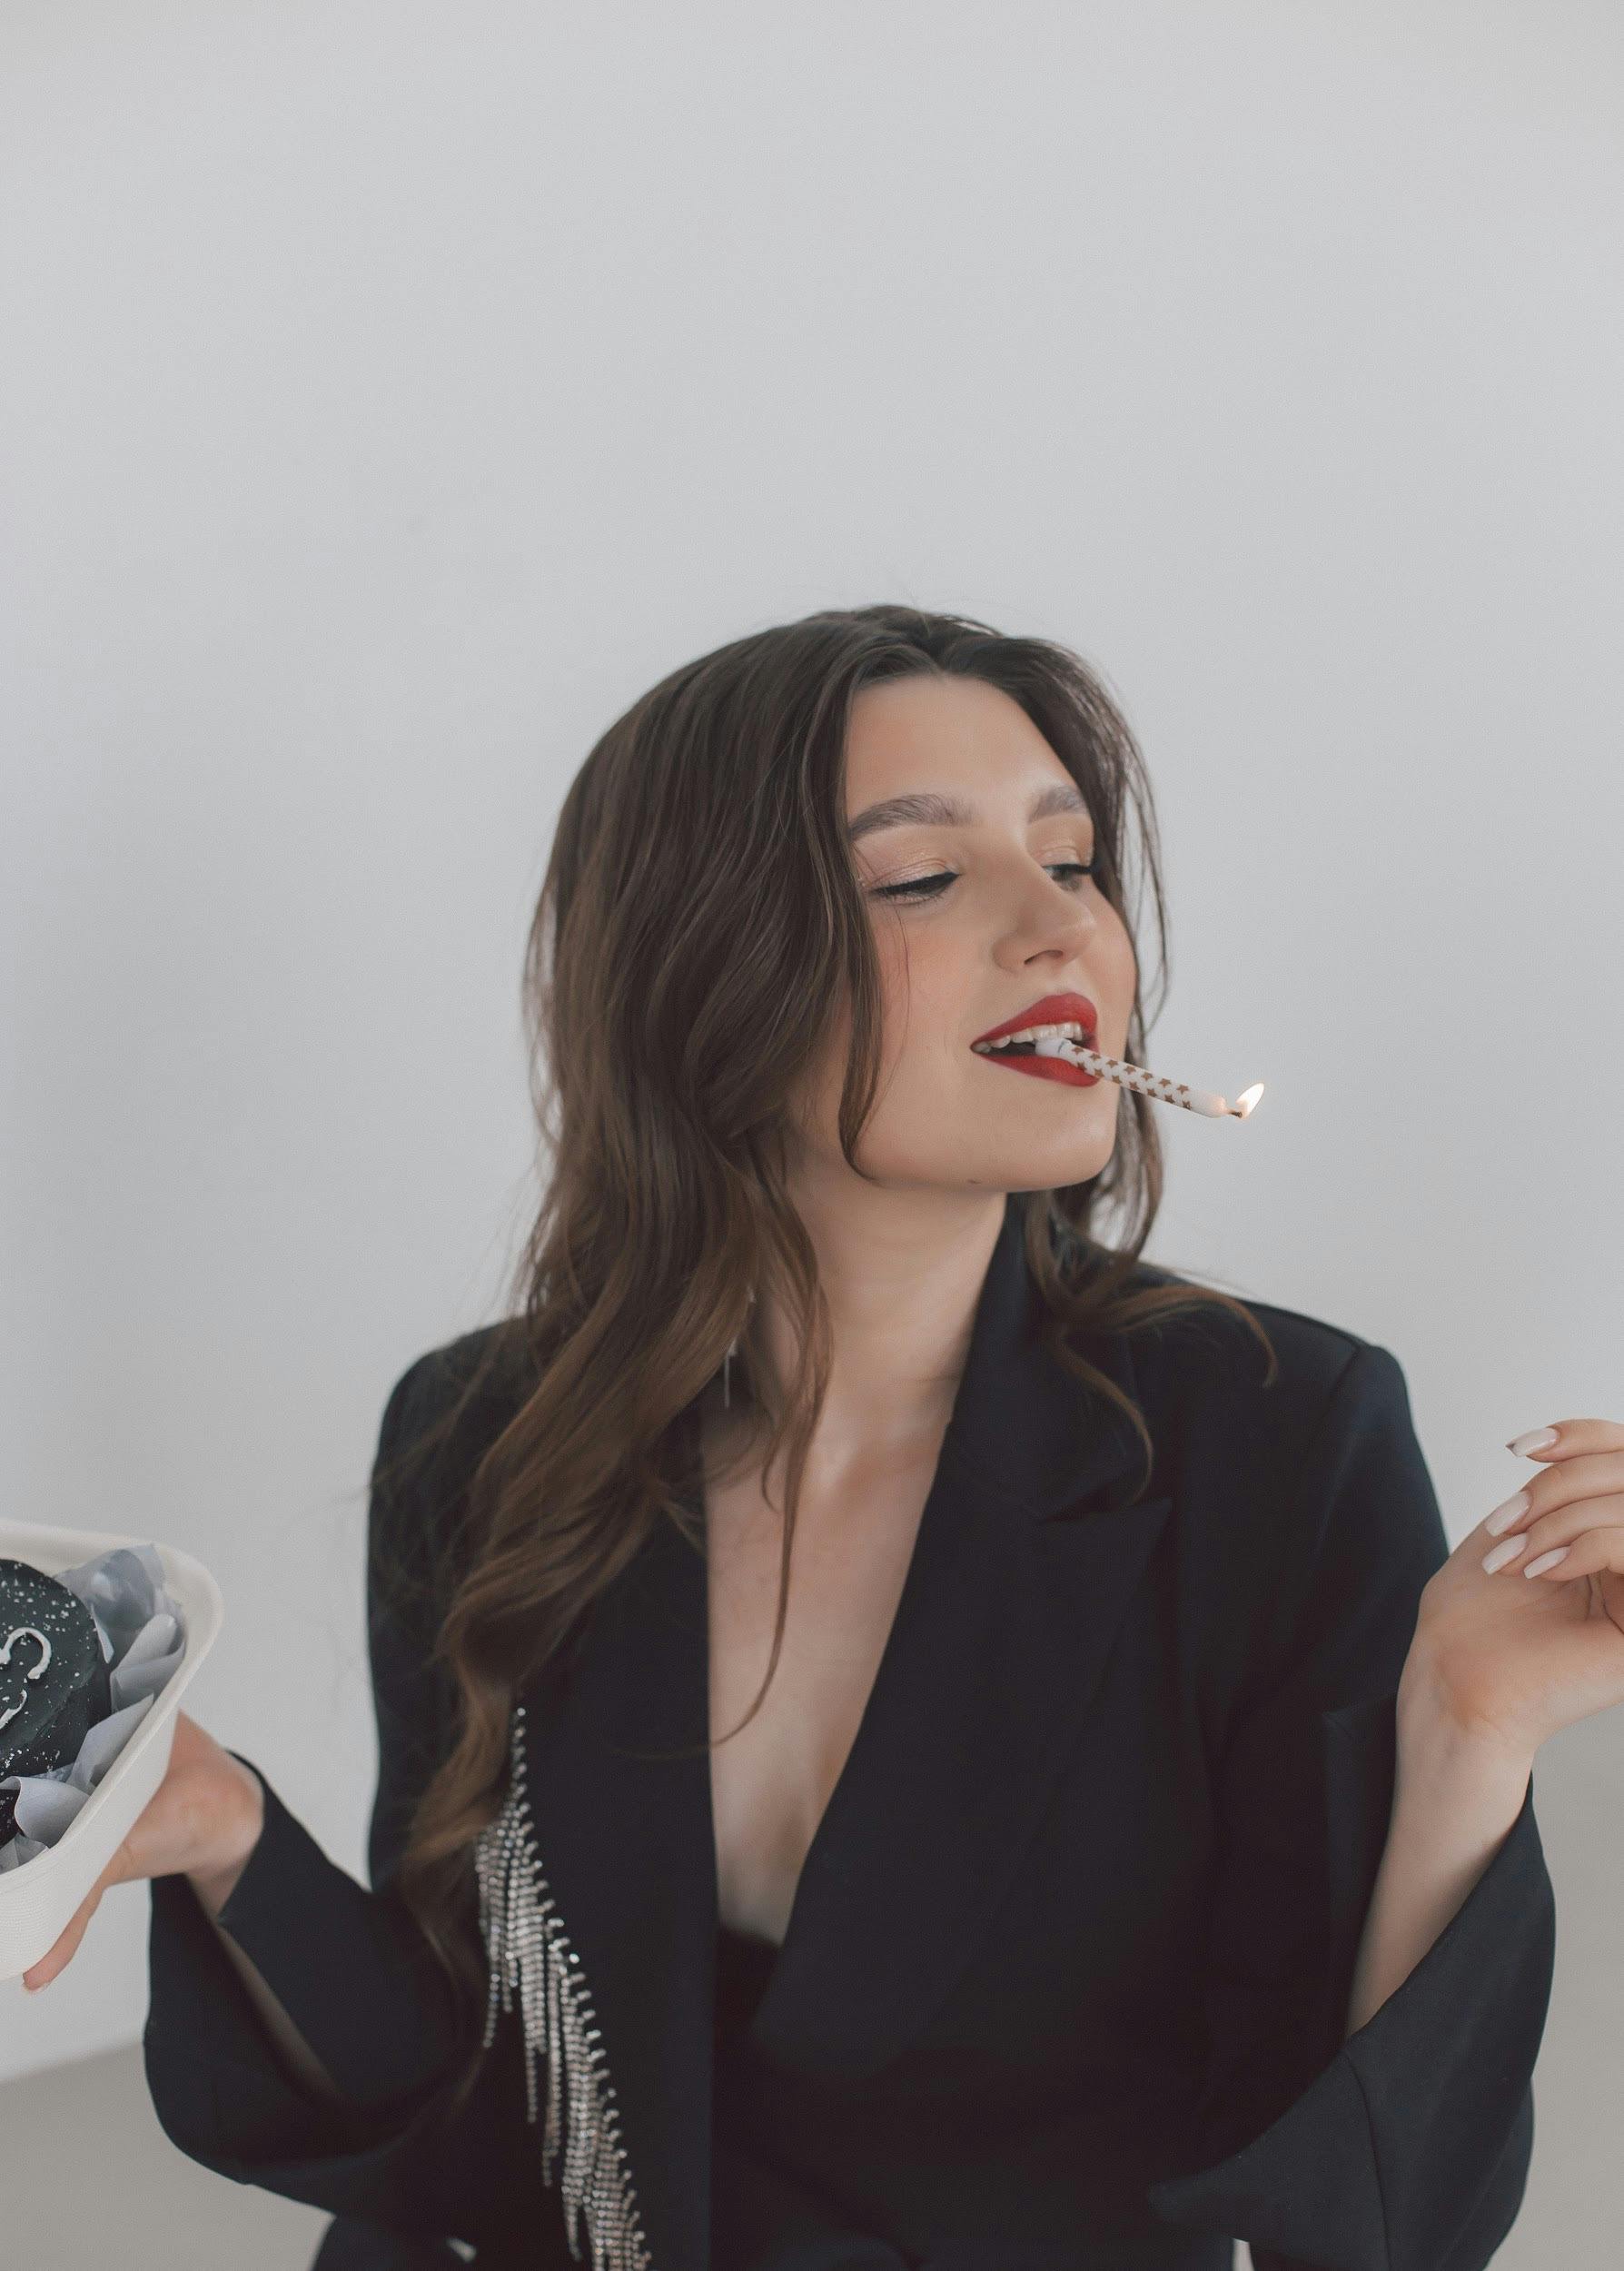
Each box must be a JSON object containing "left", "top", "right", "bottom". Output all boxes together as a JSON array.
[{"left": 1031, "top": 1034, "right": 1265, "bottom": 1121}]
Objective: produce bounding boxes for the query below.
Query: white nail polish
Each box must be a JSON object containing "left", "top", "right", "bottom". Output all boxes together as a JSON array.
[
  {"left": 1509, "top": 1427, "right": 1558, "bottom": 1457},
  {"left": 1485, "top": 1492, "right": 1530, "bottom": 1535}
]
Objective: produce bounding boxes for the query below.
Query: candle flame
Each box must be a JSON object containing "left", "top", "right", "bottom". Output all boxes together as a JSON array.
[{"left": 1234, "top": 1082, "right": 1265, "bottom": 1118}]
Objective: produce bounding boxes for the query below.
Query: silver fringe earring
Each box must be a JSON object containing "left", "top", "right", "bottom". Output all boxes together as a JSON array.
[
  {"left": 475, "top": 1702, "right": 653, "bottom": 2271},
  {"left": 722, "top": 1284, "right": 756, "bottom": 1409}
]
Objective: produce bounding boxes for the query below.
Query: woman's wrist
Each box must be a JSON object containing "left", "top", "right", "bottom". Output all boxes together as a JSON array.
[{"left": 186, "top": 1758, "right": 266, "bottom": 1922}]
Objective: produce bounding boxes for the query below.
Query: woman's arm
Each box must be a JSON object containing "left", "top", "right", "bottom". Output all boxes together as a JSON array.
[
  {"left": 1342, "top": 1682, "right": 1533, "bottom": 2038},
  {"left": 186, "top": 1762, "right": 345, "bottom": 2106},
  {"left": 1146, "top": 1343, "right": 1554, "bottom": 2271},
  {"left": 143, "top": 1346, "right": 486, "bottom": 2236}
]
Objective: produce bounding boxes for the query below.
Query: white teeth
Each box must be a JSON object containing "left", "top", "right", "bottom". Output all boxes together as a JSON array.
[{"left": 974, "top": 1020, "right": 1095, "bottom": 1055}]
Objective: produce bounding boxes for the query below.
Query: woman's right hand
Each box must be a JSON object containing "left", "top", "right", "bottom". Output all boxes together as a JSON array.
[{"left": 21, "top": 1707, "right": 264, "bottom": 1992}]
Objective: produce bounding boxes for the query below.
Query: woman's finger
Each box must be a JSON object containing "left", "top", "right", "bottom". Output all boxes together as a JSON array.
[
  {"left": 21, "top": 1885, "right": 106, "bottom": 1990},
  {"left": 1509, "top": 1418, "right": 1624, "bottom": 1462},
  {"left": 19, "top": 1839, "right": 133, "bottom": 1989},
  {"left": 1510, "top": 1523, "right": 1624, "bottom": 1582},
  {"left": 1481, "top": 1489, "right": 1624, "bottom": 1574},
  {"left": 1485, "top": 1450, "right": 1624, "bottom": 1543}
]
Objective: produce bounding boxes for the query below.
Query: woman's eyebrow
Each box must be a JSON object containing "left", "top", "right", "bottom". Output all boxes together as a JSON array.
[{"left": 846, "top": 781, "right": 1090, "bottom": 845}]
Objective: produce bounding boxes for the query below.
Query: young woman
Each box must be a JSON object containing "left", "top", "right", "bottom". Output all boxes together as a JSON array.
[{"left": 32, "top": 606, "right": 1620, "bottom": 2271}]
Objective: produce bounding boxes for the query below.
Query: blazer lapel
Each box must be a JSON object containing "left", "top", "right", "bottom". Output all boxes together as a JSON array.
[
  {"left": 744, "top": 1200, "right": 1173, "bottom": 2074},
  {"left": 502, "top": 1198, "right": 1173, "bottom": 2271},
  {"left": 505, "top": 1506, "right": 718, "bottom": 2271}
]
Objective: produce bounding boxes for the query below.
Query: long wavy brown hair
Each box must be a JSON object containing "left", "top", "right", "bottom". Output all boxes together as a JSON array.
[{"left": 363, "top": 600, "right": 1277, "bottom": 2121}]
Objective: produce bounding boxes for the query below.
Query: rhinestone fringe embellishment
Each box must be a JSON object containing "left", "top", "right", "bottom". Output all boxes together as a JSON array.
[{"left": 475, "top": 1702, "right": 655, "bottom": 2271}]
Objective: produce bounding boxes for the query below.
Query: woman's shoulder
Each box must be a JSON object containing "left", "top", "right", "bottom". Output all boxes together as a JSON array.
[
  {"left": 370, "top": 1319, "right": 539, "bottom": 1567},
  {"left": 386, "top": 1317, "right": 539, "bottom": 1444},
  {"left": 1104, "top": 1275, "right": 1434, "bottom": 1635},
  {"left": 1115, "top": 1259, "right": 1397, "bottom": 1435}
]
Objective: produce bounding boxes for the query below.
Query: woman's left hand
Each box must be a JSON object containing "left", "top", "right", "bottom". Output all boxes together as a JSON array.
[{"left": 1403, "top": 1417, "right": 1624, "bottom": 1760}]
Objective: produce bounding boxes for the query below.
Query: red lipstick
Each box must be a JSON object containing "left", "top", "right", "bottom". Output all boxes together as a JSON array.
[
  {"left": 971, "top": 991, "right": 1098, "bottom": 1046},
  {"left": 969, "top": 991, "right": 1102, "bottom": 1087}
]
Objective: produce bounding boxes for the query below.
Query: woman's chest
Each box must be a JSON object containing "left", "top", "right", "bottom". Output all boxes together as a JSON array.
[
  {"left": 695, "top": 1443, "right": 1209, "bottom": 2085},
  {"left": 703, "top": 1444, "right": 937, "bottom": 1947}
]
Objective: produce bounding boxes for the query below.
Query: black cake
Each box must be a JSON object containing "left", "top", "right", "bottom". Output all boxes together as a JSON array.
[{"left": 0, "top": 1557, "right": 113, "bottom": 1850}]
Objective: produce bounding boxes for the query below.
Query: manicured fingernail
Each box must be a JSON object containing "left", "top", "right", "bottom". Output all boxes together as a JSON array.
[
  {"left": 1524, "top": 1546, "right": 1570, "bottom": 1579},
  {"left": 1485, "top": 1491, "right": 1530, "bottom": 1536},
  {"left": 1507, "top": 1427, "right": 1558, "bottom": 1456},
  {"left": 1482, "top": 1535, "right": 1529, "bottom": 1574}
]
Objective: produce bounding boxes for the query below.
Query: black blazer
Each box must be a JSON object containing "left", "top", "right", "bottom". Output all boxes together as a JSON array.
[{"left": 143, "top": 1199, "right": 1555, "bottom": 2271}]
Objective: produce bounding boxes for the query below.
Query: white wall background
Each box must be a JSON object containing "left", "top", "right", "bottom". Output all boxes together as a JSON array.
[{"left": 2, "top": 0, "right": 1620, "bottom": 2258}]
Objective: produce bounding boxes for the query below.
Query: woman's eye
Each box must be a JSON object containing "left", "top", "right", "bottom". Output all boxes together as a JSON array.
[{"left": 872, "top": 858, "right": 1099, "bottom": 903}]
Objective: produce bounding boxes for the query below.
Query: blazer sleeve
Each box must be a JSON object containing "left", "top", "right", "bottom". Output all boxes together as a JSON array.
[
  {"left": 1144, "top": 1341, "right": 1556, "bottom": 2271},
  {"left": 142, "top": 1349, "right": 487, "bottom": 2237}
]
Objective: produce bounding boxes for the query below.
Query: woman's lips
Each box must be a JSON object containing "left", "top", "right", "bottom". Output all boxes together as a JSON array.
[{"left": 972, "top": 991, "right": 1098, "bottom": 1046}]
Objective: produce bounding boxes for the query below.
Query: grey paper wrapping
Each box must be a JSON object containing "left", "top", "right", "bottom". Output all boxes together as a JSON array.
[{"left": 0, "top": 1542, "right": 188, "bottom": 1872}]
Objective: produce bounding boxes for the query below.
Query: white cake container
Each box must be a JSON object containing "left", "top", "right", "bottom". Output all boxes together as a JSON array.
[{"left": 0, "top": 1516, "right": 224, "bottom": 1982}]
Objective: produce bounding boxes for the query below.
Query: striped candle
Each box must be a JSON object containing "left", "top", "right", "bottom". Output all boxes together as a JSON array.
[{"left": 1045, "top": 1037, "right": 1264, "bottom": 1121}]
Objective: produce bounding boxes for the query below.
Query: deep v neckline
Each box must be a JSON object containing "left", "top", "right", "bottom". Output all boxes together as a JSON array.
[{"left": 698, "top": 1405, "right": 956, "bottom": 2036}]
